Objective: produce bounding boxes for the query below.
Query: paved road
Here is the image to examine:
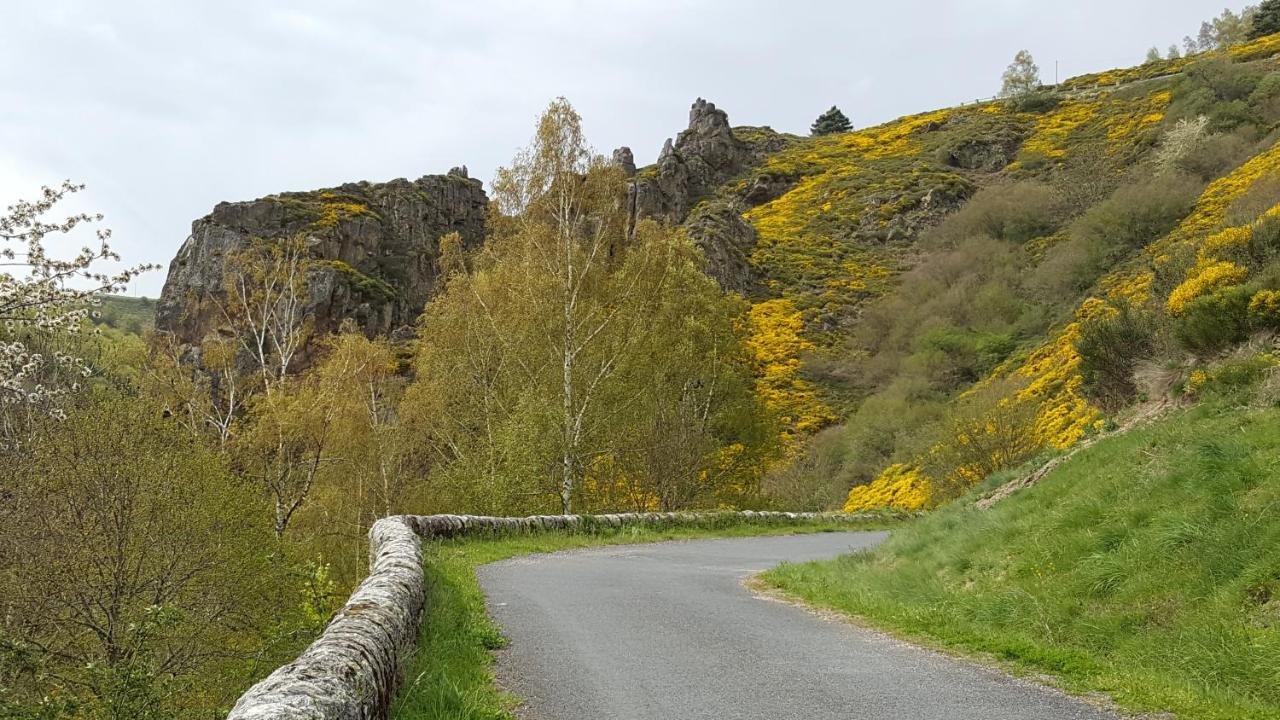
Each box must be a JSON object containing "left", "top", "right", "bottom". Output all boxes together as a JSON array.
[{"left": 478, "top": 532, "right": 1121, "bottom": 720}]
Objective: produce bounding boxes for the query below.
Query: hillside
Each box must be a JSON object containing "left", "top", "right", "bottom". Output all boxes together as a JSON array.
[
  {"left": 95, "top": 294, "right": 155, "bottom": 336},
  {"left": 766, "top": 391, "right": 1280, "bottom": 719},
  {"left": 625, "top": 32, "right": 1280, "bottom": 510}
]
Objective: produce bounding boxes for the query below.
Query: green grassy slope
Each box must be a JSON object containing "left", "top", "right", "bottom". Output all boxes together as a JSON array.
[
  {"left": 765, "top": 399, "right": 1280, "bottom": 719},
  {"left": 95, "top": 294, "right": 155, "bottom": 335}
]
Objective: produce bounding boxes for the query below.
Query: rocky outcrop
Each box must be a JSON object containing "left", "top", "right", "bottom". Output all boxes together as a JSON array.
[
  {"left": 225, "top": 510, "right": 890, "bottom": 720},
  {"left": 626, "top": 98, "right": 753, "bottom": 226},
  {"left": 623, "top": 100, "right": 796, "bottom": 293},
  {"left": 155, "top": 173, "right": 487, "bottom": 354}
]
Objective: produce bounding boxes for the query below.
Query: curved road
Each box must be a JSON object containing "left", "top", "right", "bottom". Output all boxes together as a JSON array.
[{"left": 478, "top": 532, "right": 1121, "bottom": 720}]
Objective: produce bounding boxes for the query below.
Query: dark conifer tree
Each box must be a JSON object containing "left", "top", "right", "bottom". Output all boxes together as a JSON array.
[
  {"left": 810, "top": 106, "right": 852, "bottom": 136},
  {"left": 1252, "top": 0, "right": 1280, "bottom": 39}
]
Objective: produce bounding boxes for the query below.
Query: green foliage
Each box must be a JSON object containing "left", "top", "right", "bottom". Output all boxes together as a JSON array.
[
  {"left": 810, "top": 105, "right": 852, "bottom": 136},
  {"left": 1168, "top": 56, "right": 1267, "bottom": 130},
  {"left": 403, "top": 100, "right": 774, "bottom": 515},
  {"left": 323, "top": 259, "right": 400, "bottom": 303},
  {"left": 1075, "top": 305, "right": 1158, "bottom": 409},
  {"left": 94, "top": 295, "right": 154, "bottom": 336},
  {"left": 1173, "top": 284, "right": 1253, "bottom": 353},
  {"left": 766, "top": 402, "right": 1280, "bottom": 720},
  {"left": 927, "top": 181, "right": 1060, "bottom": 246},
  {"left": 1006, "top": 89, "right": 1062, "bottom": 114},
  {"left": 0, "top": 390, "right": 301, "bottom": 717},
  {"left": 1250, "top": 0, "right": 1280, "bottom": 38}
]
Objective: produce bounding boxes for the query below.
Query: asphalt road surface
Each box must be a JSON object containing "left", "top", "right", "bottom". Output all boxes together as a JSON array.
[{"left": 478, "top": 532, "right": 1122, "bottom": 720}]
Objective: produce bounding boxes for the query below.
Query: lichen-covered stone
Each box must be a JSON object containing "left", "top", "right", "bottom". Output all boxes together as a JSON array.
[{"left": 226, "top": 517, "right": 424, "bottom": 720}]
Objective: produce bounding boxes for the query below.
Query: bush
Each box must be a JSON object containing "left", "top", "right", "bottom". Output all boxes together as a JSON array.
[
  {"left": 1176, "top": 127, "right": 1260, "bottom": 180},
  {"left": 1074, "top": 173, "right": 1201, "bottom": 254},
  {"left": 1076, "top": 305, "right": 1158, "bottom": 409},
  {"left": 1189, "top": 352, "right": 1280, "bottom": 402},
  {"left": 1168, "top": 57, "right": 1265, "bottom": 130},
  {"left": 924, "top": 181, "right": 1060, "bottom": 247},
  {"left": 1034, "top": 174, "right": 1202, "bottom": 298},
  {"left": 1250, "top": 288, "right": 1280, "bottom": 329},
  {"left": 1007, "top": 89, "right": 1063, "bottom": 114},
  {"left": 1173, "top": 285, "right": 1253, "bottom": 353},
  {"left": 1249, "top": 71, "right": 1280, "bottom": 122}
]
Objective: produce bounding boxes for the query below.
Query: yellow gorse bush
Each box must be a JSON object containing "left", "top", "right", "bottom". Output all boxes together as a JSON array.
[
  {"left": 1250, "top": 289, "right": 1280, "bottom": 325},
  {"left": 843, "top": 463, "right": 931, "bottom": 512},
  {"left": 1019, "top": 101, "right": 1100, "bottom": 160},
  {"left": 743, "top": 298, "right": 837, "bottom": 449},
  {"left": 1167, "top": 261, "right": 1250, "bottom": 314}
]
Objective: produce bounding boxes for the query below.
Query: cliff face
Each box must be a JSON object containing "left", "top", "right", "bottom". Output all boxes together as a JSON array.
[
  {"left": 621, "top": 99, "right": 792, "bottom": 294},
  {"left": 155, "top": 171, "right": 487, "bottom": 349}
]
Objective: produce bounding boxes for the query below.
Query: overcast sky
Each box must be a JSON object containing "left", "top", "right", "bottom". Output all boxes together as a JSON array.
[{"left": 1, "top": 0, "right": 1241, "bottom": 296}]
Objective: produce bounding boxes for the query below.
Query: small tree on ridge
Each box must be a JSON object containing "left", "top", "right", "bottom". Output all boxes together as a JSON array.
[
  {"left": 999, "top": 50, "right": 1041, "bottom": 97},
  {"left": 810, "top": 106, "right": 852, "bottom": 136}
]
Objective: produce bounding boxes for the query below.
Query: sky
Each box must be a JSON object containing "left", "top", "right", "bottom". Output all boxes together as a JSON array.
[{"left": 0, "top": 0, "right": 1242, "bottom": 297}]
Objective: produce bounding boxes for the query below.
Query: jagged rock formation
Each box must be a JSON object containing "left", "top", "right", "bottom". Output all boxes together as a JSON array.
[
  {"left": 155, "top": 173, "right": 487, "bottom": 353},
  {"left": 225, "top": 511, "right": 892, "bottom": 720},
  {"left": 627, "top": 99, "right": 753, "bottom": 225},
  {"left": 623, "top": 99, "right": 793, "bottom": 294}
]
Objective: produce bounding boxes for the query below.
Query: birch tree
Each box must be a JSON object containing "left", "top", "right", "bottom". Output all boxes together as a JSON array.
[
  {"left": 217, "top": 234, "right": 313, "bottom": 395},
  {"left": 406, "top": 98, "right": 775, "bottom": 514}
]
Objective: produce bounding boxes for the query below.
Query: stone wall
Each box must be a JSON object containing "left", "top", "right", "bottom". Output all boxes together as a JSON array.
[{"left": 224, "top": 511, "right": 878, "bottom": 720}]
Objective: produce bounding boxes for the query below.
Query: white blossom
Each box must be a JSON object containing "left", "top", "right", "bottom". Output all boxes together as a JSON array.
[{"left": 1, "top": 181, "right": 156, "bottom": 443}]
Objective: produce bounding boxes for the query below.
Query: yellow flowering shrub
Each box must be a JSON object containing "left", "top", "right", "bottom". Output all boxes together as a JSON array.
[
  {"left": 1102, "top": 90, "right": 1171, "bottom": 149},
  {"left": 1167, "top": 261, "right": 1251, "bottom": 314},
  {"left": 1015, "top": 319, "right": 1101, "bottom": 450},
  {"left": 1250, "top": 289, "right": 1280, "bottom": 328},
  {"left": 1228, "top": 31, "right": 1280, "bottom": 61},
  {"left": 1198, "top": 225, "right": 1255, "bottom": 260},
  {"left": 1150, "top": 142, "right": 1280, "bottom": 258},
  {"left": 1018, "top": 101, "right": 1100, "bottom": 161},
  {"left": 1101, "top": 271, "right": 1155, "bottom": 305},
  {"left": 843, "top": 463, "right": 932, "bottom": 512},
  {"left": 743, "top": 298, "right": 837, "bottom": 448}
]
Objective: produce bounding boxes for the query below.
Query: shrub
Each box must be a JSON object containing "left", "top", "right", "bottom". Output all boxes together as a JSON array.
[
  {"left": 1168, "top": 57, "right": 1265, "bottom": 130},
  {"left": 1250, "top": 288, "right": 1280, "bottom": 329},
  {"left": 1154, "top": 116, "right": 1209, "bottom": 174},
  {"left": 1074, "top": 174, "right": 1201, "bottom": 254},
  {"left": 1008, "top": 89, "right": 1062, "bottom": 114},
  {"left": 1176, "top": 127, "right": 1260, "bottom": 180},
  {"left": 1076, "top": 305, "right": 1158, "bottom": 409},
  {"left": 1173, "top": 284, "right": 1253, "bottom": 353},
  {"left": 1249, "top": 71, "right": 1280, "bottom": 121},
  {"left": 925, "top": 376, "right": 1045, "bottom": 499},
  {"left": 924, "top": 181, "right": 1060, "bottom": 246},
  {"left": 1189, "top": 352, "right": 1280, "bottom": 402}
]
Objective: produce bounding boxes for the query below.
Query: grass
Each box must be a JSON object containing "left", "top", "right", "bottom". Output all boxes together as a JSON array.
[
  {"left": 389, "top": 516, "right": 899, "bottom": 720},
  {"left": 763, "top": 401, "right": 1280, "bottom": 720},
  {"left": 95, "top": 294, "right": 155, "bottom": 335}
]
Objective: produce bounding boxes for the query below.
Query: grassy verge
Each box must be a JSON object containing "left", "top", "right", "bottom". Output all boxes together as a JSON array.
[
  {"left": 763, "top": 402, "right": 1280, "bottom": 720},
  {"left": 389, "top": 517, "right": 898, "bottom": 720}
]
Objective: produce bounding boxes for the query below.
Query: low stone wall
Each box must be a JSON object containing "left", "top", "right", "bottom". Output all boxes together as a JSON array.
[{"left": 225, "top": 510, "right": 873, "bottom": 720}]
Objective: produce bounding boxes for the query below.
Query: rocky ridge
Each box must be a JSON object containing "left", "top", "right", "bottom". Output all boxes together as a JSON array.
[
  {"left": 619, "top": 99, "right": 794, "bottom": 293},
  {"left": 155, "top": 171, "right": 487, "bottom": 355}
]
